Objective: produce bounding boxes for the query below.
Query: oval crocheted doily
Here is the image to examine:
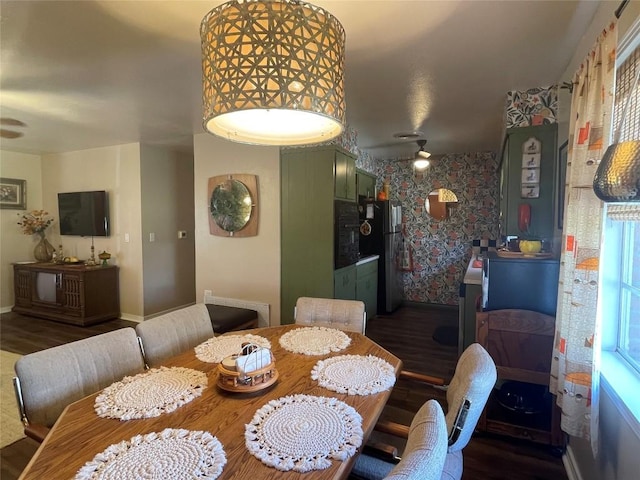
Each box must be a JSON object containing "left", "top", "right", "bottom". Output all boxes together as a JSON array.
[
  {"left": 75, "top": 428, "right": 226, "bottom": 480},
  {"left": 311, "top": 355, "right": 396, "bottom": 395},
  {"left": 245, "top": 394, "right": 362, "bottom": 472},
  {"left": 94, "top": 367, "right": 207, "bottom": 420},
  {"left": 278, "top": 327, "right": 351, "bottom": 355},
  {"left": 195, "top": 334, "right": 271, "bottom": 363}
]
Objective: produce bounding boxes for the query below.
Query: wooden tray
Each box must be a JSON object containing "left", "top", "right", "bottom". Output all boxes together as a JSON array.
[{"left": 217, "top": 362, "right": 279, "bottom": 393}]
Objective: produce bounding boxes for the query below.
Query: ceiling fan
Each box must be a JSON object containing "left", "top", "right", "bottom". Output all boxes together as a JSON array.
[{"left": 0, "top": 118, "right": 26, "bottom": 139}]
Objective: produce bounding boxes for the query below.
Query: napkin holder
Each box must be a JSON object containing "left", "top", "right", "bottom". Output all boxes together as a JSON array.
[{"left": 217, "top": 344, "right": 278, "bottom": 392}]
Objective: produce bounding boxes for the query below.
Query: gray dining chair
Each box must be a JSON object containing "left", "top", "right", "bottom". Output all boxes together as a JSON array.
[
  {"left": 358, "top": 343, "right": 497, "bottom": 480},
  {"left": 294, "top": 297, "right": 366, "bottom": 334},
  {"left": 351, "top": 399, "right": 448, "bottom": 480},
  {"left": 13, "top": 327, "right": 145, "bottom": 442},
  {"left": 135, "top": 303, "right": 214, "bottom": 367}
]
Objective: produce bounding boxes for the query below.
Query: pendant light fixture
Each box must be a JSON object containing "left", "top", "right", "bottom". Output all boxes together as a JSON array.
[
  {"left": 413, "top": 139, "right": 431, "bottom": 170},
  {"left": 200, "top": 0, "right": 346, "bottom": 146}
]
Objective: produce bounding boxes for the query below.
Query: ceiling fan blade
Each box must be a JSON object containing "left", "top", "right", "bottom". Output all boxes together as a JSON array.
[
  {"left": 0, "top": 129, "right": 24, "bottom": 139},
  {"left": 0, "top": 118, "right": 27, "bottom": 127}
]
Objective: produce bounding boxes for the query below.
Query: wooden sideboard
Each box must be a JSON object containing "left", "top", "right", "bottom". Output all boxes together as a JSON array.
[
  {"left": 476, "top": 308, "right": 565, "bottom": 449},
  {"left": 13, "top": 263, "right": 120, "bottom": 326}
]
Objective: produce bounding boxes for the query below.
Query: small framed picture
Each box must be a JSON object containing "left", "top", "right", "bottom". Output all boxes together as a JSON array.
[
  {"left": 521, "top": 168, "right": 540, "bottom": 184},
  {"left": 0, "top": 177, "right": 26, "bottom": 209},
  {"left": 523, "top": 136, "right": 541, "bottom": 154},
  {"left": 522, "top": 185, "right": 540, "bottom": 198},
  {"left": 522, "top": 153, "right": 541, "bottom": 168}
]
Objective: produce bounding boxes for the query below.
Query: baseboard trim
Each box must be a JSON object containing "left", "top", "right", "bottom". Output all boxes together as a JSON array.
[
  {"left": 119, "top": 313, "right": 144, "bottom": 323},
  {"left": 401, "top": 301, "right": 458, "bottom": 311},
  {"left": 0, "top": 306, "right": 13, "bottom": 314},
  {"left": 563, "top": 445, "right": 583, "bottom": 480}
]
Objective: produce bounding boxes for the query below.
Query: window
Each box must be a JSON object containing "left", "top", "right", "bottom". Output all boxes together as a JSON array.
[{"left": 599, "top": 33, "right": 640, "bottom": 429}]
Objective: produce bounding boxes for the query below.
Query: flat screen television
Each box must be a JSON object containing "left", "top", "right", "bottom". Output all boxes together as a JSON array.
[{"left": 58, "top": 191, "right": 110, "bottom": 237}]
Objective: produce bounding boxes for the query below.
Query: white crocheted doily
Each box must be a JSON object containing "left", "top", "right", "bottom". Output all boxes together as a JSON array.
[
  {"left": 94, "top": 367, "right": 207, "bottom": 420},
  {"left": 195, "top": 334, "right": 271, "bottom": 363},
  {"left": 311, "top": 355, "right": 396, "bottom": 396},
  {"left": 245, "top": 394, "right": 362, "bottom": 472},
  {"left": 278, "top": 327, "right": 351, "bottom": 355},
  {"left": 74, "top": 428, "right": 226, "bottom": 480}
]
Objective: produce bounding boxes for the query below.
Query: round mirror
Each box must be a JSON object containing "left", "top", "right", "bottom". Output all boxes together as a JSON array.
[
  {"left": 210, "top": 179, "right": 253, "bottom": 232},
  {"left": 426, "top": 188, "right": 458, "bottom": 220}
]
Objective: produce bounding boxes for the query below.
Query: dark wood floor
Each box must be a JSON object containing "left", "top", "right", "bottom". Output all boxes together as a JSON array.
[{"left": 0, "top": 306, "right": 567, "bottom": 479}]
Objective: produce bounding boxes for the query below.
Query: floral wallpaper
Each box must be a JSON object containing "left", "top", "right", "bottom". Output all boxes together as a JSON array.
[
  {"left": 358, "top": 152, "right": 500, "bottom": 306},
  {"left": 505, "top": 85, "right": 558, "bottom": 128}
]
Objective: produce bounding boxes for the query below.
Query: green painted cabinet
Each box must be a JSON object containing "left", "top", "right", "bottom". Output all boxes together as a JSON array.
[
  {"left": 280, "top": 145, "right": 357, "bottom": 324},
  {"left": 335, "top": 150, "right": 357, "bottom": 200},
  {"left": 499, "top": 124, "right": 558, "bottom": 242},
  {"left": 334, "top": 265, "right": 357, "bottom": 300},
  {"left": 356, "top": 259, "right": 378, "bottom": 321},
  {"left": 356, "top": 168, "right": 377, "bottom": 199}
]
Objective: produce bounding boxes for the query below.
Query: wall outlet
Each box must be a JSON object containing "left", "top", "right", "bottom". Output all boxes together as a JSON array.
[
  {"left": 124, "top": 233, "right": 130, "bottom": 243},
  {"left": 178, "top": 230, "right": 187, "bottom": 239},
  {"left": 149, "top": 232, "right": 155, "bottom": 242},
  {"left": 204, "top": 289, "right": 212, "bottom": 298}
]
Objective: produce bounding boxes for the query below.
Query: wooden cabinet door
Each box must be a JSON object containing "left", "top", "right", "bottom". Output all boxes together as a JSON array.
[
  {"left": 356, "top": 260, "right": 378, "bottom": 320},
  {"left": 334, "top": 150, "right": 356, "bottom": 201},
  {"left": 357, "top": 169, "right": 377, "bottom": 199},
  {"left": 334, "top": 265, "right": 357, "bottom": 300}
]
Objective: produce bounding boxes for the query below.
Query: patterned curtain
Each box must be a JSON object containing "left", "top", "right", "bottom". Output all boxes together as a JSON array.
[{"left": 550, "top": 20, "right": 617, "bottom": 454}]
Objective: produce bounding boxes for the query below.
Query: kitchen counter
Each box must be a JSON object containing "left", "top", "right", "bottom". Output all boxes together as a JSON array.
[
  {"left": 356, "top": 254, "right": 380, "bottom": 266},
  {"left": 463, "top": 256, "right": 483, "bottom": 285}
]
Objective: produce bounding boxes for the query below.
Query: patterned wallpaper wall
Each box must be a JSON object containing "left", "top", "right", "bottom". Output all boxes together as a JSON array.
[
  {"left": 505, "top": 85, "right": 558, "bottom": 128},
  {"left": 358, "top": 152, "right": 500, "bottom": 306}
]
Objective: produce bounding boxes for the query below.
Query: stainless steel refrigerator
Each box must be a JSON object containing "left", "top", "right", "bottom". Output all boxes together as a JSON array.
[{"left": 359, "top": 199, "right": 403, "bottom": 313}]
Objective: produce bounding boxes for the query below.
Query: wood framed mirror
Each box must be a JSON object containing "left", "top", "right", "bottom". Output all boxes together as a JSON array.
[
  {"left": 208, "top": 174, "right": 258, "bottom": 237},
  {"left": 426, "top": 188, "right": 458, "bottom": 220}
]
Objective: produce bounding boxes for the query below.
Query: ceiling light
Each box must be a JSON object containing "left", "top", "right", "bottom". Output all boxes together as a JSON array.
[
  {"left": 413, "top": 159, "right": 430, "bottom": 170},
  {"left": 201, "top": 0, "right": 346, "bottom": 146}
]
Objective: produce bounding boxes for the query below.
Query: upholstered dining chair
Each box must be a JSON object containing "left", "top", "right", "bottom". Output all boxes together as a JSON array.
[
  {"left": 360, "top": 343, "right": 497, "bottom": 480},
  {"left": 350, "top": 399, "right": 448, "bottom": 480},
  {"left": 13, "top": 327, "right": 145, "bottom": 442},
  {"left": 294, "top": 297, "right": 366, "bottom": 334},
  {"left": 135, "top": 303, "right": 214, "bottom": 367}
]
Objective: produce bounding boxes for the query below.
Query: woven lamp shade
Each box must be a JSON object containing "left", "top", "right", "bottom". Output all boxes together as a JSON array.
[
  {"left": 201, "top": 0, "right": 346, "bottom": 146},
  {"left": 593, "top": 140, "right": 640, "bottom": 202}
]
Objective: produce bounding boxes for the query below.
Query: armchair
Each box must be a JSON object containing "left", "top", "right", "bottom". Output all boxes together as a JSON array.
[{"left": 354, "top": 343, "right": 497, "bottom": 480}]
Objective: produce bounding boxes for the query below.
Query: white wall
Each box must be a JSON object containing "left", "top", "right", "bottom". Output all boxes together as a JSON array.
[
  {"left": 193, "top": 133, "right": 281, "bottom": 325},
  {"left": 0, "top": 151, "right": 43, "bottom": 310},
  {"left": 558, "top": 2, "right": 640, "bottom": 479},
  {"left": 140, "top": 145, "right": 195, "bottom": 315},
  {"left": 40, "top": 143, "right": 145, "bottom": 318}
]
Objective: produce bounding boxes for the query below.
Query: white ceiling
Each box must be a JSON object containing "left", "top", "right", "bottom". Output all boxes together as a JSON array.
[{"left": 0, "top": 1, "right": 603, "bottom": 160}]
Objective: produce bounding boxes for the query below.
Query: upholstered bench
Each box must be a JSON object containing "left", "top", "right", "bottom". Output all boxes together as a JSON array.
[{"left": 206, "top": 303, "right": 259, "bottom": 334}]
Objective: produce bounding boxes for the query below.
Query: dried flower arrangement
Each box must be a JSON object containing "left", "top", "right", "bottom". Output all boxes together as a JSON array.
[{"left": 17, "top": 209, "right": 54, "bottom": 236}]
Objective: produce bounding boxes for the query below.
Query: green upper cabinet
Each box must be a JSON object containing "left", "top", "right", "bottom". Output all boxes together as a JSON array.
[
  {"left": 280, "top": 145, "right": 357, "bottom": 324},
  {"left": 356, "top": 168, "right": 377, "bottom": 199},
  {"left": 334, "top": 149, "right": 356, "bottom": 201},
  {"left": 500, "top": 124, "right": 558, "bottom": 242}
]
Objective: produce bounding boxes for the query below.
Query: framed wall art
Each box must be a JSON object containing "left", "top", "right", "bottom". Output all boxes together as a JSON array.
[
  {"left": 0, "top": 177, "right": 26, "bottom": 209},
  {"left": 207, "top": 173, "right": 258, "bottom": 237}
]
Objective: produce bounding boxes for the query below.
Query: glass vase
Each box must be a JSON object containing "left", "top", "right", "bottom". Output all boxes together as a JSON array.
[{"left": 34, "top": 233, "right": 55, "bottom": 262}]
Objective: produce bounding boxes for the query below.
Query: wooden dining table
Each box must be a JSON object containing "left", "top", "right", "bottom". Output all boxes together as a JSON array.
[{"left": 18, "top": 324, "right": 402, "bottom": 480}]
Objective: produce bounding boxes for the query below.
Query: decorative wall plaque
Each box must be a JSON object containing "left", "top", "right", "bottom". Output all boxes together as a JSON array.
[{"left": 208, "top": 174, "right": 258, "bottom": 237}]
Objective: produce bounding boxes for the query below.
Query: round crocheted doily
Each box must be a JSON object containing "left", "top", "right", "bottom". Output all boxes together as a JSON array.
[
  {"left": 74, "top": 428, "right": 226, "bottom": 480},
  {"left": 94, "top": 367, "right": 207, "bottom": 420},
  {"left": 311, "top": 355, "right": 396, "bottom": 396},
  {"left": 278, "top": 327, "right": 351, "bottom": 355},
  {"left": 245, "top": 394, "right": 362, "bottom": 472},
  {"left": 195, "top": 334, "right": 271, "bottom": 363}
]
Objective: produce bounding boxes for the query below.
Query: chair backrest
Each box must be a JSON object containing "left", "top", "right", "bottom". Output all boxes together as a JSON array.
[
  {"left": 136, "top": 303, "right": 214, "bottom": 367},
  {"left": 14, "top": 327, "right": 145, "bottom": 428},
  {"left": 294, "top": 297, "right": 366, "bottom": 333},
  {"left": 385, "top": 399, "right": 448, "bottom": 480},
  {"left": 445, "top": 343, "right": 497, "bottom": 452}
]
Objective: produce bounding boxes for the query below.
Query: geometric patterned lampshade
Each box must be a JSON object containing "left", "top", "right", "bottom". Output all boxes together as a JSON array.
[{"left": 201, "top": 0, "right": 346, "bottom": 146}]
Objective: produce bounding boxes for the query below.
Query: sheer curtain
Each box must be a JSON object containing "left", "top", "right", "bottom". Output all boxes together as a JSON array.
[{"left": 549, "top": 21, "right": 617, "bottom": 453}]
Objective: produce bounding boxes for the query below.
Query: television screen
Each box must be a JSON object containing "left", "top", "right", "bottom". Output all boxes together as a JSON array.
[{"left": 58, "top": 191, "right": 110, "bottom": 237}]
